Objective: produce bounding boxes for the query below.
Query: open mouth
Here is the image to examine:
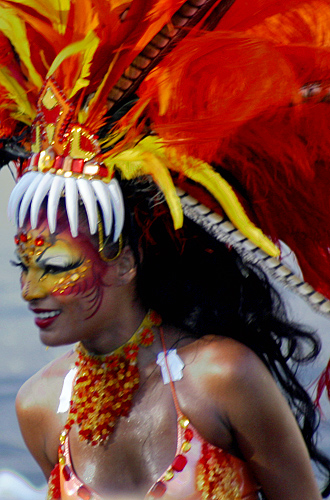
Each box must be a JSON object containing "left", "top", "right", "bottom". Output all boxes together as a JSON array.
[
  {"left": 35, "top": 310, "right": 61, "bottom": 319},
  {"left": 33, "top": 309, "right": 61, "bottom": 328}
]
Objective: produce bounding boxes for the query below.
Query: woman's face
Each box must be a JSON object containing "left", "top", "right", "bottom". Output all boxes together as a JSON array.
[{"left": 14, "top": 222, "right": 123, "bottom": 347}]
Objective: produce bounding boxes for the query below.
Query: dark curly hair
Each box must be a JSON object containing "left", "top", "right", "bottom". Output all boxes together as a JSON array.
[{"left": 119, "top": 178, "right": 330, "bottom": 497}]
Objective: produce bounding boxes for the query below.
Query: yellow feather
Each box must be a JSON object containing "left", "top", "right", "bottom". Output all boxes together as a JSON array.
[
  {"left": 0, "top": 68, "right": 35, "bottom": 123},
  {"left": 141, "top": 151, "right": 183, "bottom": 229},
  {"left": 103, "top": 136, "right": 279, "bottom": 254},
  {"left": 4, "top": 0, "right": 70, "bottom": 28},
  {"left": 103, "top": 138, "right": 183, "bottom": 229},
  {"left": 46, "top": 30, "right": 99, "bottom": 81},
  {"left": 170, "top": 153, "right": 280, "bottom": 257},
  {"left": 0, "top": 6, "right": 43, "bottom": 88},
  {"left": 69, "top": 33, "right": 100, "bottom": 99},
  {"left": 103, "top": 145, "right": 150, "bottom": 182}
]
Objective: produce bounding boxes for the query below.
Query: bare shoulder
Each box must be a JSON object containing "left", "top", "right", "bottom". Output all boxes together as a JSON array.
[
  {"left": 16, "top": 348, "right": 76, "bottom": 478},
  {"left": 184, "top": 334, "right": 269, "bottom": 389},
  {"left": 16, "top": 347, "right": 76, "bottom": 412}
]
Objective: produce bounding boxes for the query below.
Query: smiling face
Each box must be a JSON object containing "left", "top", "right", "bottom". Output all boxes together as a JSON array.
[{"left": 13, "top": 220, "right": 128, "bottom": 347}]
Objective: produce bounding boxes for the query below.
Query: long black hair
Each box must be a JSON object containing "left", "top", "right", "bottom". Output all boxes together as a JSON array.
[{"left": 119, "top": 178, "right": 330, "bottom": 497}]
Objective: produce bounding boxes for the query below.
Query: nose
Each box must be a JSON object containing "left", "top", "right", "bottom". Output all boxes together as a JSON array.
[{"left": 21, "top": 271, "right": 48, "bottom": 302}]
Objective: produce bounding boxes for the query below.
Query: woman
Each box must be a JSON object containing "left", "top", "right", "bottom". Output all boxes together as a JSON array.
[
  {"left": 2, "top": 0, "right": 330, "bottom": 498},
  {"left": 12, "top": 191, "right": 330, "bottom": 499}
]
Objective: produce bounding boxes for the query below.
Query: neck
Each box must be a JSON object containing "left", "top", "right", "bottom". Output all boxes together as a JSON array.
[{"left": 81, "top": 301, "right": 148, "bottom": 355}]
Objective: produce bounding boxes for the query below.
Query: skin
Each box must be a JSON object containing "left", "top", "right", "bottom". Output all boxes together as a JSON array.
[{"left": 15, "top": 223, "right": 323, "bottom": 500}]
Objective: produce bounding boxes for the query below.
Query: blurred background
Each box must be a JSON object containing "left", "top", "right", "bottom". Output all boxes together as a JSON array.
[
  {"left": 0, "top": 166, "right": 330, "bottom": 492},
  {"left": 0, "top": 167, "right": 67, "bottom": 489}
]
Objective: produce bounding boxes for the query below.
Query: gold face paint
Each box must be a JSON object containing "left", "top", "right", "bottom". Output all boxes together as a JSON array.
[{"left": 15, "top": 228, "right": 93, "bottom": 300}]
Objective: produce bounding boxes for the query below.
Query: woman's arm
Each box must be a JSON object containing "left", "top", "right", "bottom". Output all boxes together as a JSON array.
[
  {"left": 213, "top": 340, "right": 322, "bottom": 500},
  {"left": 15, "top": 363, "right": 68, "bottom": 480},
  {"left": 16, "top": 379, "right": 55, "bottom": 478}
]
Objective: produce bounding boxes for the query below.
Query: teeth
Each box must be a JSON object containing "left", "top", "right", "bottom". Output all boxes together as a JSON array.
[{"left": 36, "top": 310, "right": 60, "bottom": 319}]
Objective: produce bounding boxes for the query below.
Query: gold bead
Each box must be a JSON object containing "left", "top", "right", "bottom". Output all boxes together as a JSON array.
[
  {"left": 163, "top": 469, "right": 174, "bottom": 481},
  {"left": 179, "top": 417, "right": 190, "bottom": 429},
  {"left": 181, "top": 441, "right": 192, "bottom": 453},
  {"left": 38, "top": 147, "right": 56, "bottom": 171}
]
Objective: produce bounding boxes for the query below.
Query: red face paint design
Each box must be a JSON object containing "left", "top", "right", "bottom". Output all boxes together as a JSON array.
[{"left": 15, "top": 226, "right": 110, "bottom": 323}]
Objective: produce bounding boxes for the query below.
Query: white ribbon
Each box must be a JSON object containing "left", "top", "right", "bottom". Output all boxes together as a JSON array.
[{"left": 156, "top": 349, "right": 185, "bottom": 384}]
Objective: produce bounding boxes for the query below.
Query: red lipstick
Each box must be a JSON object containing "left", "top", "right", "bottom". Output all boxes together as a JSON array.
[{"left": 31, "top": 309, "right": 61, "bottom": 329}]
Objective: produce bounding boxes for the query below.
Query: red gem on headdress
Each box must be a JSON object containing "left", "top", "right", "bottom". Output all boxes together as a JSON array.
[
  {"left": 14, "top": 235, "right": 19, "bottom": 245},
  {"left": 98, "top": 165, "right": 109, "bottom": 177},
  {"left": 72, "top": 158, "right": 84, "bottom": 173},
  {"left": 54, "top": 155, "right": 64, "bottom": 170},
  {"left": 20, "top": 233, "right": 28, "bottom": 242},
  {"left": 149, "top": 481, "right": 167, "bottom": 497},
  {"left": 35, "top": 236, "right": 45, "bottom": 246}
]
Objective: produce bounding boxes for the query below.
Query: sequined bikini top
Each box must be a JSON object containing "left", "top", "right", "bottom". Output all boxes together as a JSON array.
[{"left": 51, "top": 350, "right": 260, "bottom": 500}]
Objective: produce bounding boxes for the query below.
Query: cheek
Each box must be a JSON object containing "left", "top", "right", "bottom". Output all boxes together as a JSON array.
[
  {"left": 51, "top": 261, "right": 100, "bottom": 297},
  {"left": 51, "top": 260, "right": 108, "bottom": 320}
]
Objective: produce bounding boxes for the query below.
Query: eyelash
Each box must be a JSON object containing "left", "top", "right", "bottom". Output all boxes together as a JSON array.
[
  {"left": 10, "top": 260, "right": 27, "bottom": 272},
  {"left": 42, "top": 264, "right": 71, "bottom": 275},
  {"left": 41, "top": 260, "right": 83, "bottom": 276},
  {"left": 10, "top": 260, "right": 82, "bottom": 275}
]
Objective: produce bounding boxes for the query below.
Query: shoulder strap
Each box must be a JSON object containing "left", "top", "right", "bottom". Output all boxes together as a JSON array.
[{"left": 159, "top": 326, "right": 184, "bottom": 418}]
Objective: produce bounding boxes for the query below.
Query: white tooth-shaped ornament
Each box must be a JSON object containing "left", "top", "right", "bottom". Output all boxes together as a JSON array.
[
  {"left": 108, "top": 179, "right": 124, "bottom": 242},
  {"left": 19, "top": 173, "right": 45, "bottom": 227},
  {"left": 92, "top": 180, "right": 113, "bottom": 236},
  {"left": 77, "top": 178, "right": 97, "bottom": 235},
  {"left": 48, "top": 176, "right": 65, "bottom": 234},
  {"left": 30, "top": 172, "right": 54, "bottom": 229},
  {"left": 64, "top": 177, "right": 79, "bottom": 237},
  {"left": 8, "top": 171, "right": 38, "bottom": 223}
]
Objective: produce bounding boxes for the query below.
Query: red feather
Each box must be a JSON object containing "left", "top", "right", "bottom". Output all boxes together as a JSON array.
[
  {"left": 84, "top": 0, "right": 185, "bottom": 128},
  {"left": 132, "top": 0, "right": 330, "bottom": 297}
]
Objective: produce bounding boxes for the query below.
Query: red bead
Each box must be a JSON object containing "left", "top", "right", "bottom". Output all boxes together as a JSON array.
[
  {"left": 20, "top": 233, "right": 27, "bottom": 242},
  {"left": 14, "top": 235, "right": 19, "bottom": 245},
  {"left": 77, "top": 485, "right": 92, "bottom": 500},
  {"left": 172, "top": 454, "right": 187, "bottom": 472},
  {"left": 72, "top": 158, "right": 85, "bottom": 173},
  {"left": 35, "top": 236, "right": 45, "bottom": 246},
  {"left": 98, "top": 165, "right": 108, "bottom": 177},
  {"left": 62, "top": 465, "right": 72, "bottom": 481},
  {"left": 149, "top": 481, "right": 167, "bottom": 498},
  {"left": 54, "top": 156, "right": 64, "bottom": 170},
  {"left": 184, "top": 428, "right": 194, "bottom": 441}
]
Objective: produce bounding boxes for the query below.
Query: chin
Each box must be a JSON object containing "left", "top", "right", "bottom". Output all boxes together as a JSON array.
[{"left": 39, "top": 329, "right": 76, "bottom": 348}]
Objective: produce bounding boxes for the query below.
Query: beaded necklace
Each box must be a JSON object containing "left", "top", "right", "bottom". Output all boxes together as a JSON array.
[
  {"left": 47, "top": 310, "right": 161, "bottom": 499},
  {"left": 62, "top": 309, "right": 162, "bottom": 447}
]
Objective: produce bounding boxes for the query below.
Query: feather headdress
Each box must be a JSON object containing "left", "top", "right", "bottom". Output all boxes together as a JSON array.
[{"left": 2, "top": 0, "right": 330, "bottom": 307}]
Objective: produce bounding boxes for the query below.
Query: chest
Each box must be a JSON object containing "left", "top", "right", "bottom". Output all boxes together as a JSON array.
[
  {"left": 54, "top": 356, "right": 236, "bottom": 498},
  {"left": 69, "top": 376, "right": 180, "bottom": 497}
]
